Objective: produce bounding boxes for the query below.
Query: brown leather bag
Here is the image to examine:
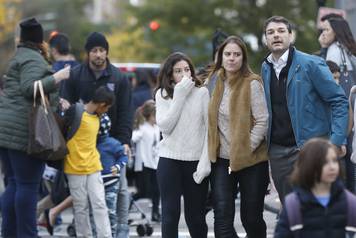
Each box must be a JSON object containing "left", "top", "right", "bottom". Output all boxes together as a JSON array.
[{"left": 27, "top": 80, "right": 68, "bottom": 161}]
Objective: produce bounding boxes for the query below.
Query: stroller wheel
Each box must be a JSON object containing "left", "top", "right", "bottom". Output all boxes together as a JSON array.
[
  {"left": 137, "top": 224, "right": 146, "bottom": 237},
  {"left": 145, "top": 224, "right": 153, "bottom": 236},
  {"left": 67, "top": 224, "right": 76, "bottom": 237}
]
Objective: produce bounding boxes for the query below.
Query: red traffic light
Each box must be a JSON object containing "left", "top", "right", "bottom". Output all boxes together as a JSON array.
[
  {"left": 49, "top": 31, "right": 59, "bottom": 40},
  {"left": 149, "top": 21, "right": 160, "bottom": 31}
]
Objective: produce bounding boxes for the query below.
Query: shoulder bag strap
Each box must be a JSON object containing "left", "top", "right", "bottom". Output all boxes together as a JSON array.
[
  {"left": 285, "top": 192, "right": 303, "bottom": 238},
  {"left": 345, "top": 189, "right": 356, "bottom": 233}
]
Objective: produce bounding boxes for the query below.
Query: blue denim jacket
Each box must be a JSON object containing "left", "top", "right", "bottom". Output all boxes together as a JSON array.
[{"left": 262, "top": 49, "right": 348, "bottom": 148}]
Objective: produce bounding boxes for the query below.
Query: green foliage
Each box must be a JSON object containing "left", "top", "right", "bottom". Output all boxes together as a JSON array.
[
  {"left": 111, "top": 0, "right": 332, "bottom": 72},
  {"left": 21, "top": 0, "right": 92, "bottom": 60},
  {"left": 0, "top": 0, "right": 336, "bottom": 77}
]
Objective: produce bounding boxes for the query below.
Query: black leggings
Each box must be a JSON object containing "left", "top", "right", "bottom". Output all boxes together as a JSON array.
[
  {"left": 211, "top": 158, "right": 269, "bottom": 238},
  {"left": 156, "top": 157, "right": 209, "bottom": 238}
]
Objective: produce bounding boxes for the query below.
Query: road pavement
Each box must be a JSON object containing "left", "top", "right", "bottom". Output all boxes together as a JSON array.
[{"left": 36, "top": 189, "right": 280, "bottom": 237}]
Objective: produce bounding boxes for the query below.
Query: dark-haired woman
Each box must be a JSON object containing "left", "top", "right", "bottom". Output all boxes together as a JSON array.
[
  {"left": 275, "top": 138, "right": 356, "bottom": 238},
  {"left": 0, "top": 18, "right": 70, "bottom": 237},
  {"left": 320, "top": 17, "right": 356, "bottom": 194},
  {"left": 208, "top": 36, "right": 269, "bottom": 238},
  {"left": 155, "top": 52, "right": 211, "bottom": 238},
  {"left": 320, "top": 17, "right": 356, "bottom": 96}
]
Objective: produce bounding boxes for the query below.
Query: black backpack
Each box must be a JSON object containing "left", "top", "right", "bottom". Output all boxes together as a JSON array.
[{"left": 285, "top": 189, "right": 356, "bottom": 238}]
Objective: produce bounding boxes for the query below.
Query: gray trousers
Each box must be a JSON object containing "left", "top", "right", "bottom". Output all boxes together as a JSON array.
[
  {"left": 116, "top": 167, "right": 130, "bottom": 238},
  {"left": 268, "top": 143, "right": 299, "bottom": 204},
  {"left": 67, "top": 172, "right": 112, "bottom": 238}
]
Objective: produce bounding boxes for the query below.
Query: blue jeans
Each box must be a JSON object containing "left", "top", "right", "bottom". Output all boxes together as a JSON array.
[
  {"left": 1, "top": 148, "right": 45, "bottom": 238},
  {"left": 106, "top": 181, "right": 119, "bottom": 237}
]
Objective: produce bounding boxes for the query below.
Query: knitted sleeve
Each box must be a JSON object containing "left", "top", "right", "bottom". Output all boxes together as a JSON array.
[
  {"left": 250, "top": 80, "right": 269, "bottom": 151},
  {"left": 199, "top": 88, "right": 209, "bottom": 161},
  {"left": 155, "top": 89, "right": 186, "bottom": 135}
]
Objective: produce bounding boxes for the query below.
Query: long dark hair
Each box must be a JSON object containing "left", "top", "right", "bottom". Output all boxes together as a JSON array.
[
  {"left": 329, "top": 18, "right": 356, "bottom": 56},
  {"left": 213, "top": 35, "right": 253, "bottom": 78},
  {"left": 290, "top": 138, "right": 340, "bottom": 190},
  {"left": 155, "top": 52, "right": 201, "bottom": 99}
]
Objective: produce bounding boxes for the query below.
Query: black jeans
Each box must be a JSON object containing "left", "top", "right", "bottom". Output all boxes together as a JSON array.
[
  {"left": 211, "top": 158, "right": 269, "bottom": 238},
  {"left": 156, "top": 157, "right": 209, "bottom": 238}
]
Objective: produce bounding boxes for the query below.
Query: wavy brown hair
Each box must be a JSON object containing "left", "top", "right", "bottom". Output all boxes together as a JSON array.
[
  {"left": 213, "top": 35, "right": 253, "bottom": 78},
  {"left": 133, "top": 100, "right": 156, "bottom": 130},
  {"left": 155, "top": 52, "right": 202, "bottom": 99}
]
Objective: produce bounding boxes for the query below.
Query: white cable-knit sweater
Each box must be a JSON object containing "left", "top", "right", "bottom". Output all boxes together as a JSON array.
[{"left": 155, "top": 83, "right": 209, "bottom": 161}]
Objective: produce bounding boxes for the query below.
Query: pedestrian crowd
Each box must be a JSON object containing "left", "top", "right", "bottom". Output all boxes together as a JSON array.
[{"left": 0, "top": 13, "right": 355, "bottom": 238}]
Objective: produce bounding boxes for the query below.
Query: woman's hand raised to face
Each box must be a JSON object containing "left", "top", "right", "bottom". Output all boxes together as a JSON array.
[{"left": 174, "top": 75, "right": 194, "bottom": 98}]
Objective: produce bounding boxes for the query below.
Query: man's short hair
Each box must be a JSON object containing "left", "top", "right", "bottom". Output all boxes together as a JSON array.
[
  {"left": 263, "top": 16, "right": 292, "bottom": 34},
  {"left": 92, "top": 86, "right": 115, "bottom": 106},
  {"left": 49, "top": 33, "right": 70, "bottom": 55}
]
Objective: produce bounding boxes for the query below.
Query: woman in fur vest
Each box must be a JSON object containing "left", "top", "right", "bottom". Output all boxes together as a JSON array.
[{"left": 208, "top": 35, "right": 269, "bottom": 238}]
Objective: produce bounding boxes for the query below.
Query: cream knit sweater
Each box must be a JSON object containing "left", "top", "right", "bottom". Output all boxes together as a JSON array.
[{"left": 155, "top": 80, "right": 209, "bottom": 162}]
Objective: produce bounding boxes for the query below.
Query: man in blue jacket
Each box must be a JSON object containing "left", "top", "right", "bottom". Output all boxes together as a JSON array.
[
  {"left": 60, "top": 32, "right": 133, "bottom": 238},
  {"left": 261, "top": 16, "right": 348, "bottom": 202}
]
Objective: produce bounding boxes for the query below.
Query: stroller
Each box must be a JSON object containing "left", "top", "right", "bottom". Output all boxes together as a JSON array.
[{"left": 128, "top": 194, "right": 154, "bottom": 237}]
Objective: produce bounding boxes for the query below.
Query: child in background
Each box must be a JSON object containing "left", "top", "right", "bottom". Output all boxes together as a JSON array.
[
  {"left": 274, "top": 138, "right": 356, "bottom": 238},
  {"left": 132, "top": 100, "right": 161, "bottom": 221},
  {"left": 326, "top": 60, "right": 341, "bottom": 84},
  {"left": 64, "top": 86, "right": 114, "bottom": 238},
  {"left": 92, "top": 113, "right": 128, "bottom": 237}
]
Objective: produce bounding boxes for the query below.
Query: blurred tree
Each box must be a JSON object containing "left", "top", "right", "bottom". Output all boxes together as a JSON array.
[
  {"left": 20, "top": 0, "right": 92, "bottom": 59},
  {"left": 0, "top": 0, "right": 95, "bottom": 78},
  {"left": 107, "top": 27, "right": 154, "bottom": 62},
  {"left": 110, "top": 0, "right": 335, "bottom": 71},
  {"left": 0, "top": 0, "right": 22, "bottom": 82}
]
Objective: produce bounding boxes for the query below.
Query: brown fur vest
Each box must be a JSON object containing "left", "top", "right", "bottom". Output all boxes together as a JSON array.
[{"left": 208, "top": 69, "right": 268, "bottom": 172}]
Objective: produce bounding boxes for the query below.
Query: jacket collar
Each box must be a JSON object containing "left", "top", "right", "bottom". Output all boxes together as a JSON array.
[
  {"left": 17, "top": 42, "right": 42, "bottom": 54},
  {"left": 264, "top": 45, "right": 295, "bottom": 65},
  {"left": 295, "top": 179, "right": 345, "bottom": 206}
]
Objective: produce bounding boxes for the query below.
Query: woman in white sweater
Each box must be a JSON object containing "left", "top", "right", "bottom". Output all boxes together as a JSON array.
[{"left": 155, "top": 52, "right": 210, "bottom": 238}]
